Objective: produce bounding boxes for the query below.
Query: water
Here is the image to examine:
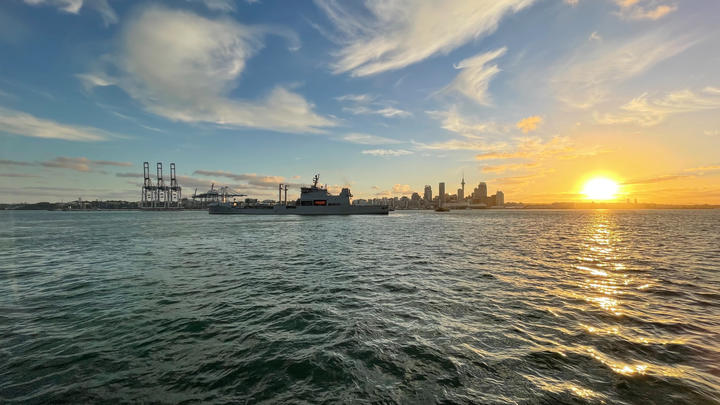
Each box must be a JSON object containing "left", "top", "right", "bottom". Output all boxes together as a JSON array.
[{"left": 1, "top": 209, "right": 719, "bottom": 404}]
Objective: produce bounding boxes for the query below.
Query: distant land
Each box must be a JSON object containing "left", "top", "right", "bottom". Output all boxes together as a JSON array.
[{"left": 1, "top": 201, "right": 718, "bottom": 211}]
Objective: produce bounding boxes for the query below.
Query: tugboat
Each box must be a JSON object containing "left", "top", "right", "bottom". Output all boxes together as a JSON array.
[{"left": 209, "top": 174, "right": 389, "bottom": 215}]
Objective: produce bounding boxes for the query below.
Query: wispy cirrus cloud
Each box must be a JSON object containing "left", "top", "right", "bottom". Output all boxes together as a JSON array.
[
  {"left": 1, "top": 157, "right": 131, "bottom": 172},
  {"left": 621, "top": 164, "right": 720, "bottom": 186},
  {"left": 0, "top": 107, "right": 121, "bottom": 141},
  {"left": 187, "top": 0, "right": 238, "bottom": 12},
  {"left": 80, "top": 6, "right": 334, "bottom": 134},
  {"left": 315, "top": 0, "right": 535, "bottom": 77},
  {"left": 426, "top": 108, "right": 504, "bottom": 139},
  {"left": 414, "top": 139, "right": 503, "bottom": 152},
  {"left": 475, "top": 136, "right": 602, "bottom": 161},
  {"left": 23, "top": 0, "right": 117, "bottom": 26},
  {"left": 0, "top": 172, "right": 40, "bottom": 178},
  {"left": 361, "top": 149, "right": 413, "bottom": 157},
  {"left": 41, "top": 157, "right": 132, "bottom": 172},
  {"left": 595, "top": 87, "right": 720, "bottom": 127},
  {"left": 0, "top": 159, "right": 34, "bottom": 166},
  {"left": 553, "top": 30, "right": 697, "bottom": 108},
  {"left": 341, "top": 133, "right": 402, "bottom": 145},
  {"left": 336, "top": 93, "right": 411, "bottom": 118},
  {"left": 481, "top": 161, "right": 540, "bottom": 173},
  {"left": 614, "top": 0, "right": 677, "bottom": 20},
  {"left": 440, "top": 47, "right": 506, "bottom": 106}
]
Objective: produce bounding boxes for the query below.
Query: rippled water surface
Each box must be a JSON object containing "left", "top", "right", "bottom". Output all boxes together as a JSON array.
[{"left": 1, "top": 209, "right": 719, "bottom": 404}]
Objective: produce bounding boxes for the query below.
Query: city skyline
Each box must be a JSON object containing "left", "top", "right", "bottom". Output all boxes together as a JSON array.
[{"left": 1, "top": 1, "right": 720, "bottom": 204}]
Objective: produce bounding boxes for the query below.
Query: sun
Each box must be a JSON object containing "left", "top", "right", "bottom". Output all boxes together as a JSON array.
[{"left": 582, "top": 177, "right": 619, "bottom": 201}]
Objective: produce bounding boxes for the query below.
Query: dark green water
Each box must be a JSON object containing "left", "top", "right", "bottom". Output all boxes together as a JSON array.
[{"left": 1, "top": 210, "right": 719, "bottom": 404}]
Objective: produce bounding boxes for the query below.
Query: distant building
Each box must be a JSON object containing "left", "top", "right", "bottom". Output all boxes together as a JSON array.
[
  {"left": 424, "top": 185, "right": 432, "bottom": 202},
  {"left": 472, "top": 182, "right": 487, "bottom": 203},
  {"left": 457, "top": 188, "right": 463, "bottom": 201},
  {"left": 496, "top": 190, "right": 504, "bottom": 206},
  {"left": 439, "top": 182, "right": 445, "bottom": 208}
]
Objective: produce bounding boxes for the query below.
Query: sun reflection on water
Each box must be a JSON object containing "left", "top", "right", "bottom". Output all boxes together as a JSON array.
[{"left": 578, "top": 214, "right": 625, "bottom": 316}]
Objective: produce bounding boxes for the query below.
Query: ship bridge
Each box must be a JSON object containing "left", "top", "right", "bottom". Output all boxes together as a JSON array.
[{"left": 298, "top": 174, "right": 351, "bottom": 206}]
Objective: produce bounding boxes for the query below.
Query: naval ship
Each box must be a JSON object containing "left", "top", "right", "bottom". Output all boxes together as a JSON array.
[{"left": 208, "top": 174, "right": 389, "bottom": 215}]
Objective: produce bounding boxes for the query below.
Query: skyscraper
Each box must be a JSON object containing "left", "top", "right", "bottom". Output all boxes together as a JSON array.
[
  {"left": 478, "top": 182, "right": 487, "bottom": 203},
  {"left": 424, "top": 185, "right": 432, "bottom": 202},
  {"left": 496, "top": 190, "right": 504, "bottom": 206},
  {"left": 438, "top": 182, "right": 445, "bottom": 208}
]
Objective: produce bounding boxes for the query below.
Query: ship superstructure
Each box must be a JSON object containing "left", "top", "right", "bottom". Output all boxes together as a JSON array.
[{"left": 209, "top": 174, "right": 388, "bottom": 215}]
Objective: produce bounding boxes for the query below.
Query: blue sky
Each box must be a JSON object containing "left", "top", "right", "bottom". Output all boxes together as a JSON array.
[{"left": 1, "top": 0, "right": 719, "bottom": 203}]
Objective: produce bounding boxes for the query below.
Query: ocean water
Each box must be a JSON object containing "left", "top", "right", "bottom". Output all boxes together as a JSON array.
[{"left": 1, "top": 209, "right": 719, "bottom": 404}]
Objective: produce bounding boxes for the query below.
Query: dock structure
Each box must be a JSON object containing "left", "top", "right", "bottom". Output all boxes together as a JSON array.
[
  {"left": 192, "top": 184, "right": 246, "bottom": 208},
  {"left": 140, "top": 162, "right": 182, "bottom": 209}
]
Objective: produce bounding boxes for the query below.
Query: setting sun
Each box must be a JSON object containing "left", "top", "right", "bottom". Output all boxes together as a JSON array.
[{"left": 582, "top": 178, "right": 619, "bottom": 201}]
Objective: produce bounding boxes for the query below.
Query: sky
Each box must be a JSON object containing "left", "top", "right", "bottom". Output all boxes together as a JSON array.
[{"left": 1, "top": 0, "right": 719, "bottom": 204}]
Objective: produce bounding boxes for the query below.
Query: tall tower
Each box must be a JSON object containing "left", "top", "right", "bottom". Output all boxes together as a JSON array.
[
  {"left": 439, "top": 182, "right": 445, "bottom": 208},
  {"left": 459, "top": 175, "right": 465, "bottom": 201}
]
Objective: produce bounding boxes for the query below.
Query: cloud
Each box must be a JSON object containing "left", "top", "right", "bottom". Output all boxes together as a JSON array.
[
  {"left": 441, "top": 47, "right": 506, "bottom": 105},
  {"left": 417, "top": 108, "right": 510, "bottom": 151},
  {"left": 341, "top": 133, "right": 402, "bottom": 145},
  {"left": 23, "top": 0, "right": 118, "bottom": 26},
  {"left": 391, "top": 184, "right": 413, "bottom": 194},
  {"left": 361, "top": 149, "right": 413, "bottom": 157},
  {"left": 516, "top": 115, "right": 542, "bottom": 133},
  {"left": 589, "top": 31, "right": 602, "bottom": 42},
  {"left": 373, "top": 184, "right": 415, "bottom": 197},
  {"left": 414, "top": 139, "right": 502, "bottom": 152},
  {"left": 192, "top": 170, "right": 286, "bottom": 189},
  {"left": 336, "top": 93, "right": 411, "bottom": 118},
  {"left": 614, "top": 0, "right": 677, "bottom": 20},
  {"left": 0, "top": 107, "right": 120, "bottom": 141},
  {"left": 553, "top": 30, "right": 696, "bottom": 108},
  {"left": 475, "top": 136, "right": 600, "bottom": 161},
  {"left": 481, "top": 161, "right": 540, "bottom": 173},
  {"left": 0, "top": 173, "right": 40, "bottom": 178},
  {"left": 0, "top": 159, "right": 34, "bottom": 166},
  {"left": 426, "top": 108, "right": 503, "bottom": 139},
  {"left": 115, "top": 172, "right": 142, "bottom": 178},
  {"left": 81, "top": 6, "right": 334, "bottom": 134},
  {"left": 188, "top": 0, "right": 237, "bottom": 12},
  {"left": 595, "top": 87, "right": 720, "bottom": 126},
  {"left": 40, "top": 157, "right": 132, "bottom": 172},
  {"left": 315, "top": 0, "right": 535, "bottom": 76},
  {"left": 342, "top": 105, "right": 412, "bottom": 118},
  {"left": 622, "top": 175, "right": 689, "bottom": 185},
  {"left": 494, "top": 171, "right": 553, "bottom": 185},
  {"left": 335, "top": 94, "right": 374, "bottom": 103},
  {"left": 683, "top": 165, "right": 720, "bottom": 174}
]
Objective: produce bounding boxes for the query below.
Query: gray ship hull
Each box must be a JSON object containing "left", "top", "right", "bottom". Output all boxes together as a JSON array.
[{"left": 209, "top": 204, "right": 389, "bottom": 215}]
